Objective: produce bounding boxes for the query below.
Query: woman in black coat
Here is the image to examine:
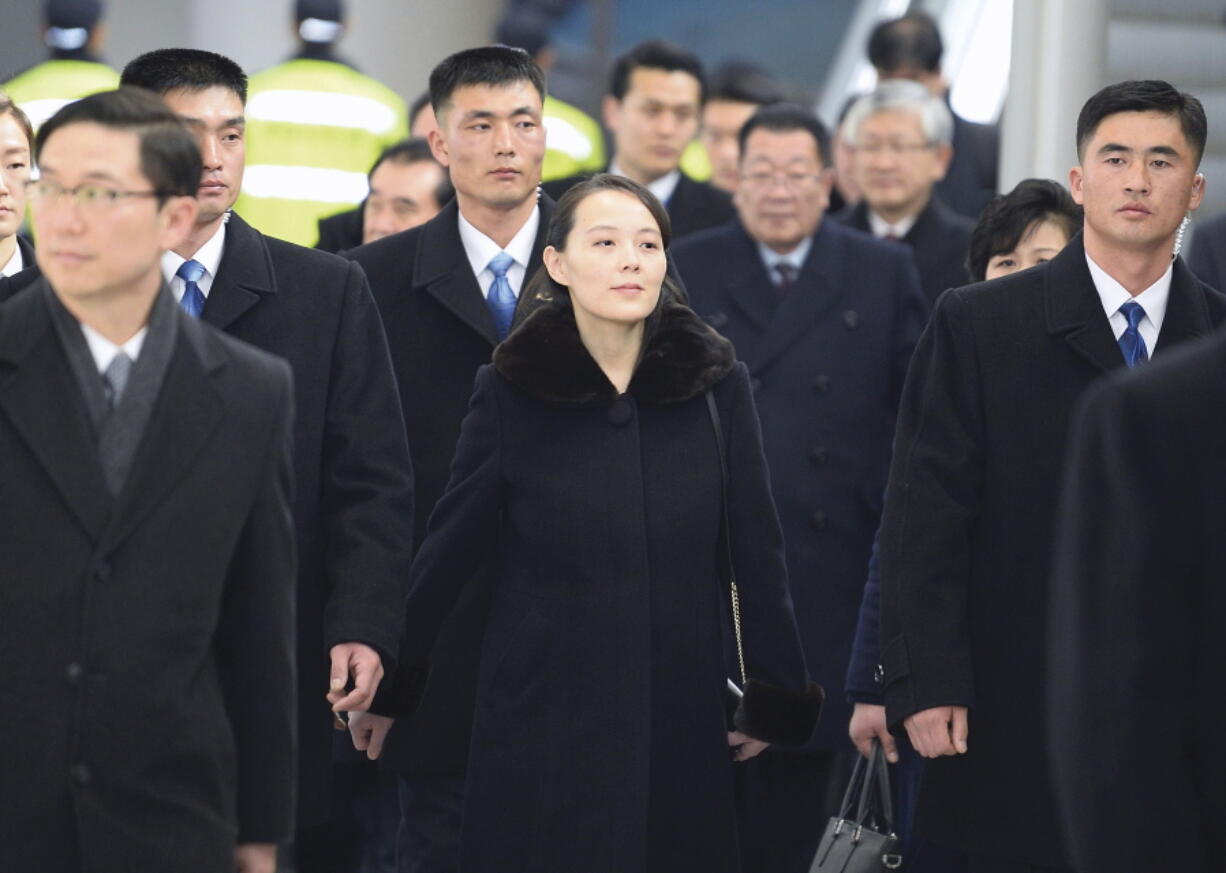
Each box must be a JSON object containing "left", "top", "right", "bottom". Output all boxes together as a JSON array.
[{"left": 348, "top": 175, "right": 822, "bottom": 873}]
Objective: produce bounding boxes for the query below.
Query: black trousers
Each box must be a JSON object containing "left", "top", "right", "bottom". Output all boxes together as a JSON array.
[{"left": 395, "top": 771, "right": 465, "bottom": 873}]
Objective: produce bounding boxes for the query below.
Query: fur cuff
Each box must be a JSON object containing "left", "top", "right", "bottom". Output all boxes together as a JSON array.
[{"left": 733, "top": 679, "right": 825, "bottom": 747}]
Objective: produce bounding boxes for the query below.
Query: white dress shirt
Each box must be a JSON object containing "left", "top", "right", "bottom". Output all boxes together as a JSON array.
[
  {"left": 1085, "top": 253, "right": 1171, "bottom": 353},
  {"left": 161, "top": 213, "right": 229, "bottom": 304},
  {"left": 458, "top": 205, "right": 540, "bottom": 299},
  {"left": 79, "top": 322, "right": 147, "bottom": 373},
  {"left": 1, "top": 243, "right": 23, "bottom": 277},
  {"left": 757, "top": 236, "right": 813, "bottom": 286},
  {"left": 868, "top": 210, "right": 918, "bottom": 240},
  {"left": 609, "top": 161, "right": 682, "bottom": 206}
]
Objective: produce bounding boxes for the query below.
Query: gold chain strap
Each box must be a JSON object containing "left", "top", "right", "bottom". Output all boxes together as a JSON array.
[{"left": 730, "top": 578, "right": 746, "bottom": 685}]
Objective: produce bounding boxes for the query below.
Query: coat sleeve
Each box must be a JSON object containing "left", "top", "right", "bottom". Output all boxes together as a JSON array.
[
  {"left": 722, "top": 364, "right": 824, "bottom": 746},
  {"left": 879, "top": 287, "right": 984, "bottom": 729},
  {"left": 1048, "top": 374, "right": 1207, "bottom": 873},
  {"left": 215, "top": 361, "right": 298, "bottom": 844},
  {"left": 844, "top": 532, "right": 884, "bottom": 704},
  {"left": 371, "top": 365, "right": 505, "bottom": 716},
  {"left": 319, "top": 260, "right": 416, "bottom": 665}
]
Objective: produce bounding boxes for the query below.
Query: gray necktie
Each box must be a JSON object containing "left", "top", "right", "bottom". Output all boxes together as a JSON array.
[{"left": 103, "top": 352, "right": 133, "bottom": 409}]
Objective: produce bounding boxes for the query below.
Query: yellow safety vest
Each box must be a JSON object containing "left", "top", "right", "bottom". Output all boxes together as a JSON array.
[
  {"left": 236, "top": 58, "right": 408, "bottom": 247},
  {"left": 542, "top": 96, "right": 605, "bottom": 182},
  {"left": 680, "top": 140, "right": 713, "bottom": 183},
  {"left": 3, "top": 59, "right": 120, "bottom": 131}
]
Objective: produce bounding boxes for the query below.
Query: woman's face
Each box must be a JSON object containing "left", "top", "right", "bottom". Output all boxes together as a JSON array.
[
  {"left": 0, "top": 112, "right": 32, "bottom": 243},
  {"left": 985, "top": 218, "right": 1070, "bottom": 280},
  {"left": 544, "top": 189, "right": 666, "bottom": 329}
]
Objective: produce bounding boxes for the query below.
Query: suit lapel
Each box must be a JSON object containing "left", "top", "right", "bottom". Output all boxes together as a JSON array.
[
  {"left": 204, "top": 213, "right": 276, "bottom": 331},
  {"left": 1154, "top": 257, "right": 1215, "bottom": 354},
  {"left": 0, "top": 283, "right": 111, "bottom": 541},
  {"left": 717, "top": 226, "right": 776, "bottom": 336},
  {"left": 1045, "top": 235, "right": 1129, "bottom": 374}
]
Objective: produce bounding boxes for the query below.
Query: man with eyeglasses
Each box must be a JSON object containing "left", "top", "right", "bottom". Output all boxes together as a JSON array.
[
  {"left": 672, "top": 103, "right": 927, "bottom": 873},
  {"left": 836, "top": 79, "right": 975, "bottom": 307}
]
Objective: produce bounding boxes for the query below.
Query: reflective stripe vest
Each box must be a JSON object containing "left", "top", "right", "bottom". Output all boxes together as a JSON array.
[
  {"left": 236, "top": 58, "right": 408, "bottom": 247},
  {"left": 679, "top": 140, "right": 713, "bottom": 183},
  {"left": 3, "top": 59, "right": 120, "bottom": 131},
  {"left": 542, "top": 96, "right": 605, "bottom": 182}
]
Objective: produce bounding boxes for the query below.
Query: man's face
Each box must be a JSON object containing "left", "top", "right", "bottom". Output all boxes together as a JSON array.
[
  {"left": 1069, "top": 110, "right": 1204, "bottom": 256},
  {"left": 0, "top": 112, "right": 31, "bottom": 244},
  {"left": 162, "top": 85, "right": 246, "bottom": 226},
  {"left": 851, "top": 108, "right": 950, "bottom": 221},
  {"left": 362, "top": 158, "right": 447, "bottom": 243},
  {"left": 701, "top": 99, "right": 758, "bottom": 193},
  {"left": 33, "top": 122, "right": 195, "bottom": 303},
  {"left": 430, "top": 82, "right": 544, "bottom": 212},
  {"left": 603, "top": 68, "right": 701, "bottom": 183},
  {"left": 734, "top": 127, "right": 831, "bottom": 253}
]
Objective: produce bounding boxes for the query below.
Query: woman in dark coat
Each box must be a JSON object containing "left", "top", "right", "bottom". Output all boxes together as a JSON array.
[{"left": 348, "top": 175, "right": 822, "bottom": 873}]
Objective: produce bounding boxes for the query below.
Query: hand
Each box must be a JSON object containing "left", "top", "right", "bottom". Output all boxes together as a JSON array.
[
  {"left": 903, "top": 706, "right": 969, "bottom": 758},
  {"left": 848, "top": 702, "right": 899, "bottom": 762},
  {"left": 349, "top": 710, "right": 395, "bottom": 760},
  {"left": 327, "top": 642, "right": 385, "bottom": 712},
  {"left": 727, "top": 730, "right": 769, "bottom": 762},
  {"left": 234, "top": 843, "right": 276, "bottom": 873}
]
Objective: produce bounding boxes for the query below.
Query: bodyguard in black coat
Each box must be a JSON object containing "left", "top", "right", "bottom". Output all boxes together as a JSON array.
[
  {"left": 315, "top": 203, "right": 364, "bottom": 253},
  {"left": 1048, "top": 327, "right": 1226, "bottom": 873}
]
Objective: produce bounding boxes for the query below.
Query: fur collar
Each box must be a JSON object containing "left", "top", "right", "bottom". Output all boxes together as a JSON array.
[{"left": 493, "top": 294, "right": 735, "bottom": 407}]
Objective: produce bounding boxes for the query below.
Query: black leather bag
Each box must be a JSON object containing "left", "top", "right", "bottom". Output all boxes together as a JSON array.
[{"left": 809, "top": 739, "right": 902, "bottom": 872}]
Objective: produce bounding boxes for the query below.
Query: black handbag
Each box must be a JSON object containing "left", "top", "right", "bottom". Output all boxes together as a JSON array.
[{"left": 809, "top": 739, "right": 903, "bottom": 872}]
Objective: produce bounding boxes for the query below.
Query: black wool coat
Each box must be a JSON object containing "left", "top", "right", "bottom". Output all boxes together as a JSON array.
[
  {"left": 937, "top": 110, "right": 1000, "bottom": 222},
  {"left": 879, "top": 235, "right": 1226, "bottom": 866},
  {"left": 1048, "top": 327, "right": 1226, "bottom": 873},
  {"left": 0, "top": 283, "right": 297, "bottom": 872},
  {"left": 672, "top": 218, "right": 927, "bottom": 749},
  {"left": 382, "top": 296, "right": 820, "bottom": 873},
  {"left": 315, "top": 204, "right": 365, "bottom": 254},
  {"left": 544, "top": 169, "right": 737, "bottom": 240},
  {"left": 1187, "top": 209, "right": 1226, "bottom": 291}
]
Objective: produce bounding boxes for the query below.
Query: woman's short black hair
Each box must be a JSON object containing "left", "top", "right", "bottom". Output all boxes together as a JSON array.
[{"left": 966, "top": 178, "right": 1082, "bottom": 282}]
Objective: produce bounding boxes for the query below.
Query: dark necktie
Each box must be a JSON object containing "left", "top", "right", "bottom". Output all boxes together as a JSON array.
[
  {"left": 775, "top": 262, "right": 798, "bottom": 291},
  {"left": 487, "top": 252, "right": 516, "bottom": 341},
  {"left": 177, "top": 259, "right": 206, "bottom": 318},
  {"left": 102, "top": 351, "right": 132, "bottom": 409},
  {"left": 1118, "top": 300, "right": 1149, "bottom": 367}
]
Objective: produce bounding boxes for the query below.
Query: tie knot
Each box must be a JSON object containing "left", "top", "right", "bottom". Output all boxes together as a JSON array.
[
  {"left": 103, "top": 351, "right": 133, "bottom": 407},
  {"left": 488, "top": 252, "right": 514, "bottom": 278},
  {"left": 1119, "top": 300, "right": 1146, "bottom": 330},
  {"left": 177, "top": 259, "right": 206, "bottom": 283}
]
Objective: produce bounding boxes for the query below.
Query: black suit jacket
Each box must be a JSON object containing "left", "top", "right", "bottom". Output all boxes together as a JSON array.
[
  {"left": 937, "top": 110, "right": 1000, "bottom": 221},
  {"left": 316, "top": 205, "right": 365, "bottom": 254},
  {"left": 0, "top": 236, "right": 39, "bottom": 299},
  {"left": 1049, "top": 326, "right": 1226, "bottom": 873},
  {"left": 673, "top": 218, "right": 927, "bottom": 750},
  {"left": 836, "top": 195, "right": 975, "bottom": 307},
  {"left": 543, "top": 169, "right": 736, "bottom": 240},
  {"left": 206, "top": 213, "right": 415, "bottom": 826},
  {"left": 1187, "top": 209, "right": 1226, "bottom": 292},
  {"left": 878, "top": 235, "right": 1226, "bottom": 865},
  {"left": 0, "top": 281, "right": 297, "bottom": 871}
]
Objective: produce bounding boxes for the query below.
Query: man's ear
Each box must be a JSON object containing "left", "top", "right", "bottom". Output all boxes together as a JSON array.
[
  {"left": 932, "top": 142, "right": 953, "bottom": 182},
  {"left": 159, "top": 195, "right": 199, "bottom": 252},
  {"left": 428, "top": 125, "right": 450, "bottom": 168},
  {"left": 1188, "top": 172, "right": 1206, "bottom": 212},
  {"left": 601, "top": 95, "right": 621, "bottom": 133},
  {"left": 1068, "top": 165, "right": 1085, "bottom": 205}
]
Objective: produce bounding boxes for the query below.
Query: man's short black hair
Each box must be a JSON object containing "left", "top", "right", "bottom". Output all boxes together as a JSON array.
[
  {"left": 737, "top": 103, "right": 831, "bottom": 169},
  {"left": 369, "top": 137, "right": 454, "bottom": 207},
  {"left": 120, "top": 48, "right": 248, "bottom": 105},
  {"left": 35, "top": 87, "right": 201, "bottom": 203},
  {"left": 609, "top": 40, "right": 707, "bottom": 105},
  {"left": 867, "top": 12, "right": 943, "bottom": 75},
  {"left": 707, "top": 61, "right": 784, "bottom": 107},
  {"left": 1076, "top": 79, "right": 1207, "bottom": 165},
  {"left": 429, "top": 46, "right": 545, "bottom": 117},
  {"left": 966, "top": 178, "right": 1082, "bottom": 283}
]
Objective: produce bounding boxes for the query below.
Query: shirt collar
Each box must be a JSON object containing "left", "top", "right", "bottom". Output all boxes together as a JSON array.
[
  {"left": 609, "top": 161, "right": 682, "bottom": 205},
  {"left": 1085, "top": 251, "right": 1173, "bottom": 327},
  {"left": 868, "top": 209, "right": 918, "bottom": 240},
  {"left": 0, "top": 243, "right": 23, "bottom": 277},
  {"left": 756, "top": 236, "right": 813, "bottom": 277},
  {"left": 79, "top": 321, "right": 148, "bottom": 374},
  {"left": 161, "top": 212, "right": 229, "bottom": 285},
  {"left": 457, "top": 204, "right": 541, "bottom": 277}
]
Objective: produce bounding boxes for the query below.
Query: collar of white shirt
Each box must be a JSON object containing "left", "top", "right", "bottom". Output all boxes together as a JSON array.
[
  {"left": 161, "top": 212, "right": 229, "bottom": 302},
  {"left": 757, "top": 236, "right": 813, "bottom": 284},
  {"left": 868, "top": 209, "right": 918, "bottom": 240},
  {"left": 458, "top": 204, "right": 541, "bottom": 299},
  {"left": 1085, "top": 251, "right": 1172, "bottom": 345},
  {"left": 0, "top": 242, "right": 24, "bottom": 277},
  {"left": 79, "top": 321, "right": 148, "bottom": 373},
  {"left": 609, "top": 161, "right": 682, "bottom": 206}
]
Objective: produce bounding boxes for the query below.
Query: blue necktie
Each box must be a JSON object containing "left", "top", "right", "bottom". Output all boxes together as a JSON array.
[
  {"left": 1118, "top": 300, "right": 1149, "bottom": 367},
  {"left": 177, "top": 259, "right": 206, "bottom": 318},
  {"left": 486, "top": 252, "right": 517, "bottom": 341}
]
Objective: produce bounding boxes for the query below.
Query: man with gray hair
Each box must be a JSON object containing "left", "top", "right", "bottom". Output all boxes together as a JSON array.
[{"left": 836, "top": 79, "right": 974, "bottom": 306}]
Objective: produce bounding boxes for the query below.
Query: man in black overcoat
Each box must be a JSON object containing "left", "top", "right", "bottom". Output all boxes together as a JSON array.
[
  {"left": 835, "top": 79, "right": 974, "bottom": 307},
  {"left": 878, "top": 79, "right": 1226, "bottom": 872},
  {"left": 543, "top": 40, "right": 735, "bottom": 240},
  {"left": 672, "top": 103, "right": 927, "bottom": 873},
  {"left": 1048, "top": 325, "right": 1226, "bottom": 873},
  {"left": 1187, "top": 208, "right": 1226, "bottom": 290},
  {"left": 0, "top": 89, "right": 295, "bottom": 873},
  {"left": 119, "top": 49, "right": 415, "bottom": 865}
]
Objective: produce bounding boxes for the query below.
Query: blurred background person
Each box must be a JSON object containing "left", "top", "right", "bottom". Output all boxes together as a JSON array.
[
  {"left": 1188, "top": 209, "right": 1226, "bottom": 291},
  {"left": 965, "top": 178, "right": 1082, "bottom": 283},
  {"left": 867, "top": 10, "right": 999, "bottom": 221},
  {"left": 237, "top": 0, "right": 409, "bottom": 247},
  {"left": 408, "top": 91, "right": 438, "bottom": 139},
  {"left": 837, "top": 79, "right": 974, "bottom": 307},
  {"left": 691, "top": 61, "right": 784, "bottom": 194},
  {"left": 828, "top": 95, "right": 862, "bottom": 214},
  {"left": 2, "top": 0, "right": 118, "bottom": 133},
  {"left": 0, "top": 96, "right": 34, "bottom": 279},
  {"left": 546, "top": 40, "right": 736, "bottom": 240},
  {"left": 315, "top": 137, "right": 453, "bottom": 253}
]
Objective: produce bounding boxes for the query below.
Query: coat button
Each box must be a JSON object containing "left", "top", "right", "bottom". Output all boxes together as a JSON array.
[
  {"left": 71, "top": 763, "right": 91, "bottom": 786},
  {"left": 810, "top": 511, "right": 828, "bottom": 531},
  {"left": 607, "top": 397, "right": 634, "bottom": 427},
  {"left": 66, "top": 663, "right": 84, "bottom": 686},
  {"left": 810, "top": 446, "right": 828, "bottom": 465},
  {"left": 91, "top": 561, "right": 112, "bottom": 583},
  {"left": 813, "top": 375, "right": 830, "bottom": 394},
  {"left": 843, "top": 310, "right": 859, "bottom": 329}
]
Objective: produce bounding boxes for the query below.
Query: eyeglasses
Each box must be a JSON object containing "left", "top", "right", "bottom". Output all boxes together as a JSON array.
[
  {"left": 851, "top": 141, "right": 935, "bottom": 156},
  {"left": 25, "top": 180, "right": 166, "bottom": 211},
  {"left": 742, "top": 171, "right": 823, "bottom": 190}
]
